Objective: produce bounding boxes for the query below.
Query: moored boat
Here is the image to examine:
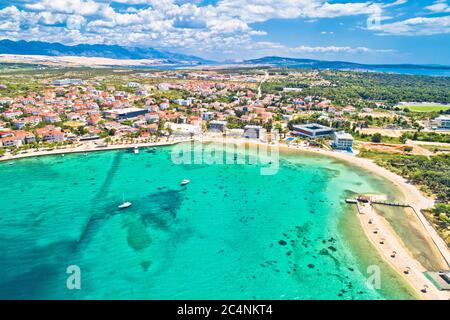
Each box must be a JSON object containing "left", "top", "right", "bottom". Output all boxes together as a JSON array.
[
  {"left": 118, "top": 201, "right": 132, "bottom": 209},
  {"left": 118, "top": 193, "right": 132, "bottom": 209}
]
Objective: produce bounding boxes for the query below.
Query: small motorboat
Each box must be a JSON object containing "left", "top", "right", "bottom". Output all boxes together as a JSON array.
[
  {"left": 133, "top": 146, "right": 139, "bottom": 154},
  {"left": 118, "top": 201, "right": 132, "bottom": 209},
  {"left": 180, "top": 179, "right": 190, "bottom": 186}
]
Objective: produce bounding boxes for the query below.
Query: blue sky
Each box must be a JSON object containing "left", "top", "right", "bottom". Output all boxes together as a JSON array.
[{"left": 0, "top": 0, "right": 449, "bottom": 64}]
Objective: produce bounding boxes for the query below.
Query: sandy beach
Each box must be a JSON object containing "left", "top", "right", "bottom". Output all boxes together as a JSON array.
[
  {"left": 0, "top": 138, "right": 190, "bottom": 162},
  {"left": 357, "top": 200, "right": 449, "bottom": 299},
  {"left": 1, "top": 136, "right": 449, "bottom": 299}
]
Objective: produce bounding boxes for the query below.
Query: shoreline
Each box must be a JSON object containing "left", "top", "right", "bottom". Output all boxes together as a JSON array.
[
  {"left": 0, "top": 138, "right": 190, "bottom": 162},
  {"left": 1, "top": 136, "right": 449, "bottom": 299}
]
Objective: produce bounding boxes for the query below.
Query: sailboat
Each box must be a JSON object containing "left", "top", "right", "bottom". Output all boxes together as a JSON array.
[
  {"left": 180, "top": 179, "right": 190, "bottom": 186},
  {"left": 118, "top": 193, "right": 132, "bottom": 209}
]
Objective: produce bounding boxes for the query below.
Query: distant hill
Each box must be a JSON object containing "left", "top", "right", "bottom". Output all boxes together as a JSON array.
[
  {"left": 0, "top": 41, "right": 449, "bottom": 74},
  {"left": 0, "top": 40, "right": 211, "bottom": 65},
  {"left": 243, "top": 56, "right": 450, "bottom": 72}
]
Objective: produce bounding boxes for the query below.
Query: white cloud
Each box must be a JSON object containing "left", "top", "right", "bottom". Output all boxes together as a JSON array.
[
  {"left": 383, "top": 0, "right": 408, "bottom": 8},
  {"left": 426, "top": 1, "right": 450, "bottom": 13},
  {"left": 290, "top": 45, "right": 394, "bottom": 54},
  {"left": 374, "top": 15, "right": 450, "bottom": 35},
  {"left": 0, "top": 0, "right": 407, "bottom": 58},
  {"left": 67, "top": 15, "right": 86, "bottom": 30},
  {"left": 26, "top": 0, "right": 103, "bottom": 16}
]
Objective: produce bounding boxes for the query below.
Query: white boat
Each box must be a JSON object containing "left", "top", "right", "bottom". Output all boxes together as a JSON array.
[
  {"left": 118, "top": 194, "right": 132, "bottom": 209},
  {"left": 133, "top": 146, "right": 139, "bottom": 154},
  {"left": 180, "top": 179, "right": 190, "bottom": 186},
  {"left": 118, "top": 202, "right": 132, "bottom": 209}
]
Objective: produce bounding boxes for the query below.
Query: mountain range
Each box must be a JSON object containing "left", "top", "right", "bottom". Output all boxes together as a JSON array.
[
  {"left": 0, "top": 39, "right": 210, "bottom": 65},
  {"left": 242, "top": 56, "right": 450, "bottom": 72},
  {"left": 0, "top": 40, "right": 449, "bottom": 73}
]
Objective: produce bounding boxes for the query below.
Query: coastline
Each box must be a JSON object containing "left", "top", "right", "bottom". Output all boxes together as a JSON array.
[
  {"left": 1, "top": 136, "right": 449, "bottom": 299},
  {"left": 0, "top": 138, "right": 190, "bottom": 162}
]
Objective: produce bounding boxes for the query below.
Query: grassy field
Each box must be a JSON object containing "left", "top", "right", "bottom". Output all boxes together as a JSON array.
[{"left": 402, "top": 104, "right": 450, "bottom": 112}]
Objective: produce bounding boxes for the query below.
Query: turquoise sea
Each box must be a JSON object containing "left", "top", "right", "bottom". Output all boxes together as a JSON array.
[{"left": 0, "top": 143, "right": 416, "bottom": 299}]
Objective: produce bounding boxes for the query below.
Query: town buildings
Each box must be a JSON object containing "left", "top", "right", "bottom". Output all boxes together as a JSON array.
[
  {"left": 332, "top": 131, "right": 354, "bottom": 150},
  {"left": 208, "top": 120, "right": 227, "bottom": 133},
  {"left": 291, "top": 123, "right": 335, "bottom": 139},
  {"left": 243, "top": 125, "right": 266, "bottom": 140},
  {"left": 433, "top": 115, "right": 450, "bottom": 130},
  {"left": 104, "top": 108, "right": 147, "bottom": 120}
]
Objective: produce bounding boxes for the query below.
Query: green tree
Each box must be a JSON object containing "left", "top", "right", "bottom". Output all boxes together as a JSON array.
[
  {"left": 371, "top": 133, "right": 382, "bottom": 143},
  {"left": 404, "top": 146, "right": 413, "bottom": 153}
]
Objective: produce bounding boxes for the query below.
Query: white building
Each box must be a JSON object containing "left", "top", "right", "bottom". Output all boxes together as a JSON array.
[
  {"left": 201, "top": 112, "right": 214, "bottom": 121},
  {"left": 145, "top": 113, "right": 160, "bottom": 123},
  {"left": 165, "top": 123, "right": 201, "bottom": 136},
  {"left": 283, "top": 87, "right": 303, "bottom": 93},
  {"left": 243, "top": 125, "right": 267, "bottom": 141},
  {"left": 174, "top": 98, "right": 193, "bottom": 106},
  {"left": 208, "top": 120, "right": 227, "bottom": 133},
  {"left": 433, "top": 115, "right": 450, "bottom": 129},
  {"left": 127, "top": 82, "right": 141, "bottom": 88},
  {"left": 157, "top": 83, "right": 171, "bottom": 91},
  {"left": 333, "top": 131, "right": 354, "bottom": 150},
  {"left": 53, "top": 79, "right": 83, "bottom": 86},
  {"left": 159, "top": 103, "right": 169, "bottom": 110}
]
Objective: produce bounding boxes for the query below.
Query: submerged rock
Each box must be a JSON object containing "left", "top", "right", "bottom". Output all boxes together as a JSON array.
[
  {"left": 140, "top": 261, "right": 151, "bottom": 272},
  {"left": 126, "top": 221, "right": 151, "bottom": 251}
]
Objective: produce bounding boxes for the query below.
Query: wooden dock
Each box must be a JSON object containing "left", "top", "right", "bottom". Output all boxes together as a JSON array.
[
  {"left": 371, "top": 200, "right": 410, "bottom": 207},
  {"left": 346, "top": 197, "right": 413, "bottom": 215},
  {"left": 346, "top": 196, "right": 411, "bottom": 209}
]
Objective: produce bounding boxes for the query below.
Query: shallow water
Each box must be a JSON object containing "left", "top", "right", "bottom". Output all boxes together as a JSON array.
[{"left": 0, "top": 144, "right": 416, "bottom": 299}]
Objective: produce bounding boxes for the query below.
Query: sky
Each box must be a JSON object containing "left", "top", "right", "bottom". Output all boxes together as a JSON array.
[{"left": 0, "top": 0, "right": 449, "bottom": 64}]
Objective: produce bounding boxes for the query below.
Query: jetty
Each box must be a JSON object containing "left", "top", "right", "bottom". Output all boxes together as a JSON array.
[
  {"left": 371, "top": 200, "right": 409, "bottom": 207},
  {"left": 346, "top": 195, "right": 411, "bottom": 213}
]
